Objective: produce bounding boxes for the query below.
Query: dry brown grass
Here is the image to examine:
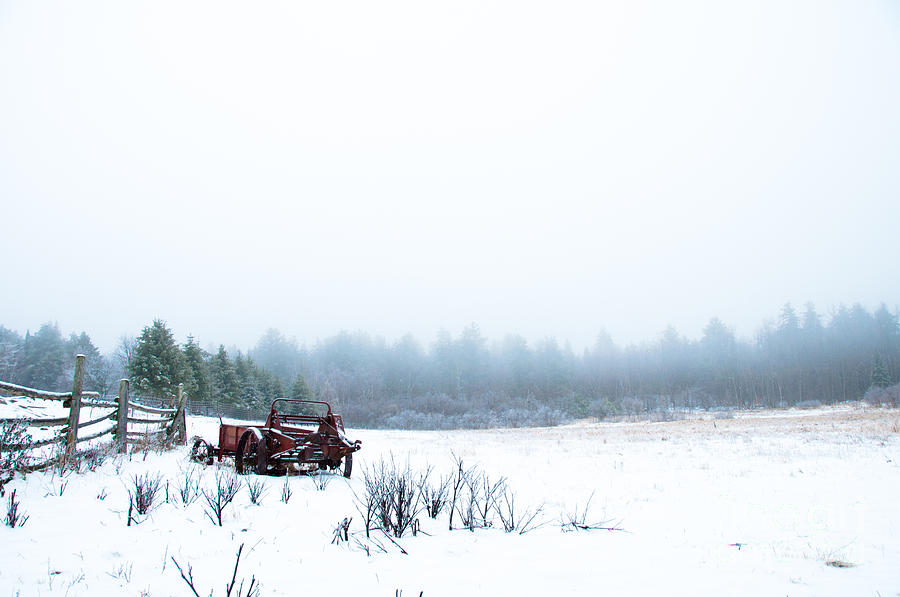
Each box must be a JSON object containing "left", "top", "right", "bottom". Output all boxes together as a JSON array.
[{"left": 480, "top": 405, "right": 900, "bottom": 444}]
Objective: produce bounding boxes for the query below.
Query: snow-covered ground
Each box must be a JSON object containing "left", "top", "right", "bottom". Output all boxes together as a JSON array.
[{"left": 2, "top": 406, "right": 899, "bottom": 596}]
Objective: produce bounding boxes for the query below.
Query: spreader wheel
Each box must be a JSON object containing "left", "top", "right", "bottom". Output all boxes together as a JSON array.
[
  {"left": 343, "top": 453, "right": 353, "bottom": 478},
  {"left": 190, "top": 438, "right": 214, "bottom": 465},
  {"left": 236, "top": 428, "right": 268, "bottom": 475}
]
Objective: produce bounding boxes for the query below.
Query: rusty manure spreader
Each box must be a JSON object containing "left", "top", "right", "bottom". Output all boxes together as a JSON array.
[{"left": 191, "top": 399, "right": 362, "bottom": 477}]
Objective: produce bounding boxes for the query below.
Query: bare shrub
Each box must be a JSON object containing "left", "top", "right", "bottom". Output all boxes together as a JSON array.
[
  {"left": 0, "top": 419, "right": 32, "bottom": 493},
  {"left": 130, "top": 472, "right": 163, "bottom": 516},
  {"left": 494, "top": 487, "right": 545, "bottom": 534},
  {"left": 176, "top": 466, "right": 201, "bottom": 507},
  {"left": 202, "top": 468, "right": 241, "bottom": 526},
  {"left": 589, "top": 397, "right": 616, "bottom": 420},
  {"left": 560, "top": 492, "right": 624, "bottom": 532},
  {"left": 417, "top": 468, "right": 449, "bottom": 519},
  {"left": 358, "top": 456, "right": 422, "bottom": 538},
  {"left": 447, "top": 454, "right": 479, "bottom": 530},
  {"left": 864, "top": 383, "right": 900, "bottom": 407},
  {"left": 475, "top": 472, "right": 505, "bottom": 527},
  {"left": 45, "top": 474, "right": 69, "bottom": 497},
  {"left": 79, "top": 443, "right": 114, "bottom": 473},
  {"left": 5, "top": 488, "right": 28, "bottom": 528},
  {"left": 455, "top": 473, "right": 480, "bottom": 531},
  {"left": 620, "top": 396, "right": 643, "bottom": 415},
  {"left": 172, "top": 543, "right": 260, "bottom": 597},
  {"left": 245, "top": 477, "right": 267, "bottom": 505},
  {"left": 107, "top": 561, "right": 133, "bottom": 583},
  {"left": 331, "top": 517, "right": 352, "bottom": 545},
  {"left": 280, "top": 476, "right": 293, "bottom": 504},
  {"left": 309, "top": 472, "right": 331, "bottom": 492}
]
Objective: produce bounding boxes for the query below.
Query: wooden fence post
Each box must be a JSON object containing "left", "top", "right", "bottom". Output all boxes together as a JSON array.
[
  {"left": 166, "top": 383, "right": 188, "bottom": 445},
  {"left": 176, "top": 383, "right": 187, "bottom": 445},
  {"left": 65, "top": 354, "right": 85, "bottom": 459},
  {"left": 116, "top": 379, "right": 129, "bottom": 453}
]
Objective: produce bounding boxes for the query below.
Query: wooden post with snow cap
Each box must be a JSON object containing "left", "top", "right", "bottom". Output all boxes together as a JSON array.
[
  {"left": 65, "top": 354, "right": 85, "bottom": 459},
  {"left": 116, "top": 379, "right": 129, "bottom": 453}
]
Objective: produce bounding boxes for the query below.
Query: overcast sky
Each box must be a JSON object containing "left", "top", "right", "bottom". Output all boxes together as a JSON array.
[{"left": 1, "top": 0, "right": 898, "bottom": 354}]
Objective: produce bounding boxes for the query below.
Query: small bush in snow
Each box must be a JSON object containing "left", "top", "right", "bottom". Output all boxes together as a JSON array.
[
  {"left": 494, "top": 487, "right": 545, "bottom": 534},
  {"left": 417, "top": 468, "right": 450, "bottom": 519},
  {"left": 0, "top": 419, "right": 32, "bottom": 492},
  {"left": 4, "top": 489, "right": 28, "bottom": 528},
  {"left": 202, "top": 468, "right": 241, "bottom": 526},
  {"left": 246, "top": 477, "right": 267, "bottom": 505},
  {"left": 280, "top": 476, "right": 293, "bottom": 504},
  {"left": 331, "top": 517, "right": 352, "bottom": 545},
  {"left": 447, "top": 454, "right": 478, "bottom": 530},
  {"left": 130, "top": 472, "right": 163, "bottom": 516},
  {"left": 309, "top": 472, "right": 331, "bottom": 492},
  {"left": 559, "top": 492, "right": 624, "bottom": 533},
  {"left": 45, "top": 475, "right": 69, "bottom": 497},
  {"left": 358, "top": 456, "right": 422, "bottom": 538},
  {"left": 176, "top": 466, "right": 201, "bottom": 507},
  {"left": 172, "top": 543, "right": 260, "bottom": 597},
  {"left": 79, "top": 443, "right": 114, "bottom": 473},
  {"left": 864, "top": 383, "right": 900, "bottom": 407}
]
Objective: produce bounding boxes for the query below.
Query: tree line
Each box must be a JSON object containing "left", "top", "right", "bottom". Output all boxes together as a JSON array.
[{"left": 1, "top": 301, "right": 897, "bottom": 429}]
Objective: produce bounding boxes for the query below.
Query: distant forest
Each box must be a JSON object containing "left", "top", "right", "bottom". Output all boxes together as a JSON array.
[{"left": 1, "top": 302, "right": 898, "bottom": 429}]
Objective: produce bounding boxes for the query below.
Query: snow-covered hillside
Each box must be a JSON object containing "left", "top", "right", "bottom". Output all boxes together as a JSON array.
[{"left": 2, "top": 407, "right": 899, "bottom": 596}]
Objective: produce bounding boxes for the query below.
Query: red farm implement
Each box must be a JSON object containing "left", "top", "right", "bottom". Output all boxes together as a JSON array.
[{"left": 191, "top": 399, "right": 361, "bottom": 477}]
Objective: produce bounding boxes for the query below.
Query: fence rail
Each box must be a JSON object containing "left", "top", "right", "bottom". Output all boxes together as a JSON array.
[
  {"left": 0, "top": 380, "right": 100, "bottom": 402},
  {"left": 0, "top": 355, "right": 187, "bottom": 463}
]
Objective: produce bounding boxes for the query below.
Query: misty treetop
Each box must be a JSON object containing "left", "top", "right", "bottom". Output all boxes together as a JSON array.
[
  {"left": 1, "top": 302, "right": 897, "bottom": 429},
  {"left": 247, "top": 304, "right": 899, "bottom": 427},
  {"left": 0, "top": 322, "right": 113, "bottom": 395}
]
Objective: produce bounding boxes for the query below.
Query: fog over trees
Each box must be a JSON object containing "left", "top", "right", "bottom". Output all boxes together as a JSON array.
[{"left": 1, "top": 301, "right": 897, "bottom": 429}]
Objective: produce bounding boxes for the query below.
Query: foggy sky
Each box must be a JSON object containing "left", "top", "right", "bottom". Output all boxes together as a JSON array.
[{"left": 2, "top": 0, "right": 899, "bottom": 353}]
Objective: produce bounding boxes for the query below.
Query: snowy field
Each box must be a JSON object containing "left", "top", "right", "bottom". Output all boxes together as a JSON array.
[{"left": 2, "top": 406, "right": 899, "bottom": 596}]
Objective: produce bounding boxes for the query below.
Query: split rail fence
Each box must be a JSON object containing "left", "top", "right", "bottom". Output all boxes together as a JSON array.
[{"left": 0, "top": 354, "right": 187, "bottom": 463}]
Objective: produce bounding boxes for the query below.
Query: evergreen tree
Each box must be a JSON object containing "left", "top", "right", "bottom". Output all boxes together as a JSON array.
[
  {"left": 287, "top": 373, "right": 315, "bottom": 414},
  {"left": 872, "top": 352, "right": 891, "bottom": 388},
  {"left": 779, "top": 303, "right": 800, "bottom": 333},
  {"left": 17, "top": 323, "right": 68, "bottom": 390},
  {"left": 255, "top": 367, "right": 284, "bottom": 401},
  {"left": 0, "top": 325, "right": 22, "bottom": 382},
  {"left": 128, "top": 319, "right": 186, "bottom": 399},
  {"left": 209, "top": 345, "right": 241, "bottom": 405},
  {"left": 65, "top": 331, "right": 105, "bottom": 392},
  {"left": 290, "top": 374, "right": 313, "bottom": 401},
  {"left": 182, "top": 335, "right": 211, "bottom": 403},
  {"left": 234, "top": 353, "right": 263, "bottom": 409}
]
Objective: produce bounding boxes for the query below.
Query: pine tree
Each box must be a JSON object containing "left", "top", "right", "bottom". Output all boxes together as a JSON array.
[
  {"left": 182, "top": 336, "right": 211, "bottom": 403},
  {"left": 209, "top": 345, "right": 241, "bottom": 405},
  {"left": 65, "top": 331, "right": 105, "bottom": 392},
  {"left": 288, "top": 374, "right": 315, "bottom": 415},
  {"left": 17, "top": 323, "right": 68, "bottom": 390},
  {"left": 0, "top": 325, "right": 23, "bottom": 382},
  {"left": 128, "top": 319, "right": 186, "bottom": 400},
  {"left": 872, "top": 352, "right": 891, "bottom": 388},
  {"left": 234, "top": 353, "right": 263, "bottom": 409},
  {"left": 290, "top": 374, "right": 313, "bottom": 401}
]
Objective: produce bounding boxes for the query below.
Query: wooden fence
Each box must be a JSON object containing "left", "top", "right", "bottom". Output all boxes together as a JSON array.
[{"left": 0, "top": 354, "right": 187, "bottom": 461}]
